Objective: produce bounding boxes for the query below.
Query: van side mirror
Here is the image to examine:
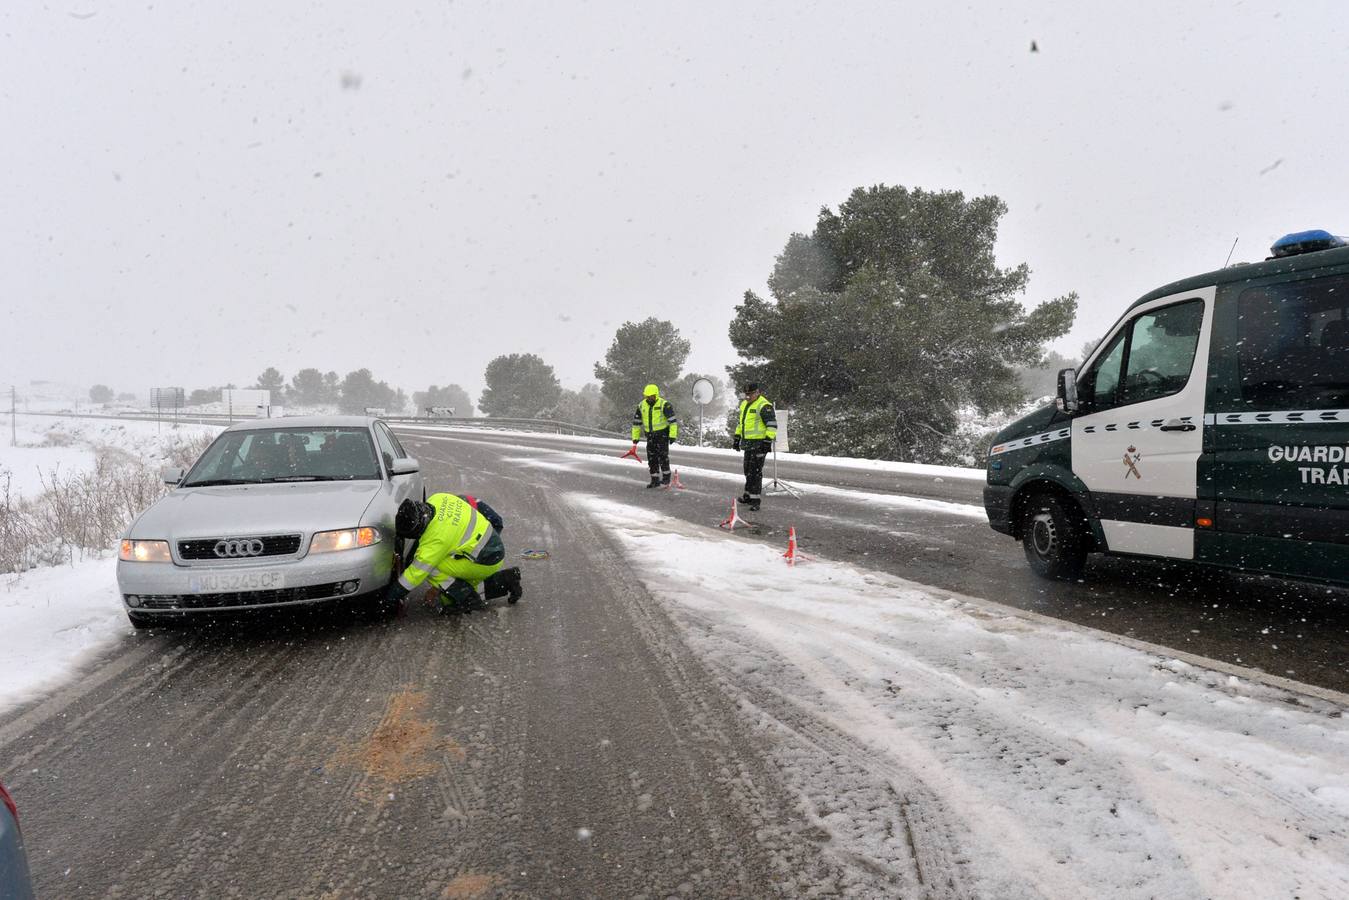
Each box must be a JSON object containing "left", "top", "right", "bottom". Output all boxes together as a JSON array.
[
  {"left": 161, "top": 466, "right": 184, "bottom": 485},
  {"left": 1056, "top": 368, "right": 1080, "bottom": 414}
]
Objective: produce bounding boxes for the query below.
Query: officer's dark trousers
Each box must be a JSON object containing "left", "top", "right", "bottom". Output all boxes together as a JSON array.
[
  {"left": 742, "top": 440, "right": 769, "bottom": 501},
  {"left": 647, "top": 431, "right": 671, "bottom": 482}
]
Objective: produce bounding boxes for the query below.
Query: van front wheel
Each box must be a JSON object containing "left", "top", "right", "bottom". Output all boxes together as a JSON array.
[{"left": 1021, "top": 493, "right": 1087, "bottom": 580}]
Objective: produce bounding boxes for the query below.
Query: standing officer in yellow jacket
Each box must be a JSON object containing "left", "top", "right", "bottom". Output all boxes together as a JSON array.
[
  {"left": 631, "top": 383, "right": 679, "bottom": 488},
  {"left": 732, "top": 382, "right": 777, "bottom": 511},
  {"left": 386, "top": 493, "right": 522, "bottom": 612}
]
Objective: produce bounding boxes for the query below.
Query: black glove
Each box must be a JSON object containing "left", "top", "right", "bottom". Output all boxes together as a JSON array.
[
  {"left": 755, "top": 439, "right": 772, "bottom": 456},
  {"left": 732, "top": 437, "right": 741, "bottom": 451},
  {"left": 386, "top": 581, "right": 410, "bottom": 603},
  {"left": 669, "top": 432, "right": 677, "bottom": 443}
]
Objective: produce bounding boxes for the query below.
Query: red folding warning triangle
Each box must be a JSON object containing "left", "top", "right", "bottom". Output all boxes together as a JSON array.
[
  {"left": 619, "top": 444, "right": 643, "bottom": 463},
  {"left": 782, "top": 525, "right": 811, "bottom": 565},
  {"left": 719, "top": 497, "right": 748, "bottom": 529}
]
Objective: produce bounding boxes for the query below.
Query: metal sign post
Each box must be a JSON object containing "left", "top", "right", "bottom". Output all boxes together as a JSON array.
[{"left": 764, "top": 409, "right": 801, "bottom": 497}]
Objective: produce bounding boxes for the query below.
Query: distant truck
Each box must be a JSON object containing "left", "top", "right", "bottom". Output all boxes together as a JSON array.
[
  {"left": 985, "top": 229, "right": 1349, "bottom": 587},
  {"left": 221, "top": 389, "right": 273, "bottom": 418},
  {"left": 425, "top": 406, "right": 456, "bottom": 417}
]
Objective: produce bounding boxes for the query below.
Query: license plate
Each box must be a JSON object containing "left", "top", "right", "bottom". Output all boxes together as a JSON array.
[{"left": 189, "top": 571, "right": 286, "bottom": 593}]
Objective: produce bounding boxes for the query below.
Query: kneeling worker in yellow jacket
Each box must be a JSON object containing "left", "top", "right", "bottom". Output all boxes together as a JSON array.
[{"left": 386, "top": 493, "right": 522, "bottom": 612}]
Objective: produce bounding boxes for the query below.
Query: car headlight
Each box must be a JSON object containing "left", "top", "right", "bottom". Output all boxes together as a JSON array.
[
  {"left": 119, "top": 540, "right": 171, "bottom": 563},
  {"left": 309, "top": 527, "right": 381, "bottom": 553}
]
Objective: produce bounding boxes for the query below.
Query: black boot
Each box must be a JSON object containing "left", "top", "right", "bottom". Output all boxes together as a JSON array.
[
  {"left": 483, "top": 570, "right": 509, "bottom": 600},
  {"left": 646, "top": 477, "right": 661, "bottom": 489},
  {"left": 499, "top": 567, "right": 523, "bottom": 604},
  {"left": 661, "top": 471, "right": 671, "bottom": 485},
  {"left": 739, "top": 492, "right": 752, "bottom": 504},
  {"left": 437, "top": 579, "right": 482, "bottom": 613},
  {"left": 748, "top": 499, "right": 761, "bottom": 512}
]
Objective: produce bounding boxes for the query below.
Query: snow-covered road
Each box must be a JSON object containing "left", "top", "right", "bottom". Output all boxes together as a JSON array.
[{"left": 574, "top": 493, "right": 1349, "bottom": 899}]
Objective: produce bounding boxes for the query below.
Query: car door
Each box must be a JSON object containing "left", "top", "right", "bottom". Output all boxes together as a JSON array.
[
  {"left": 1202, "top": 269, "right": 1349, "bottom": 581},
  {"left": 1072, "top": 289, "right": 1212, "bottom": 558}
]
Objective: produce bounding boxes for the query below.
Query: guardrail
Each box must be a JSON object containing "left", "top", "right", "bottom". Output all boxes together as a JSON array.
[{"left": 17, "top": 409, "right": 624, "bottom": 439}]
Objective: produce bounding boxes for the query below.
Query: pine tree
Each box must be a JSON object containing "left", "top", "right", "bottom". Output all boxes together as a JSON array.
[
  {"left": 479, "top": 354, "right": 562, "bottom": 418},
  {"left": 728, "top": 184, "right": 1077, "bottom": 463},
  {"left": 593, "top": 318, "right": 691, "bottom": 430}
]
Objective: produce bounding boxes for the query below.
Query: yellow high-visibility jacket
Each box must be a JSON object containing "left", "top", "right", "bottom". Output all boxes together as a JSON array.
[
  {"left": 735, "top": 396, "right": 777, "bottom": 441},
  {"left": 631, "top": 397, "right": 679, "bottom": 441},
  {"left": 397, "top": 493, "right": 500, "bottom": 591}
]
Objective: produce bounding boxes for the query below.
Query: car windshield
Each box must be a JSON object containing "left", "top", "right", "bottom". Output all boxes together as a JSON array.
[{"left": 182, "top": 427, "right": 381, "bottom": 485}]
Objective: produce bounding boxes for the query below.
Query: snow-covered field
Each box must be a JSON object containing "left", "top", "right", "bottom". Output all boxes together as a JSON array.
[
  {"left": 573, "top": 494, "right": 1349, "bottom": 899},
  {"left": 0, "top": 414, "right": 220, "bottom": 500},
  {"left": 0, "top": 415, "right": 223, "bottom": 714}
]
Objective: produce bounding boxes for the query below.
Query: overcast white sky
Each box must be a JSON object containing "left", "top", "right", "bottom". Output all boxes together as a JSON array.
[{"left": 2, "top": 1, "right": 1346, "bottom": 406}]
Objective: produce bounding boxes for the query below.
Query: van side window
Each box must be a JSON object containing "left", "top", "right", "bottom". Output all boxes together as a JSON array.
[
  {"left": 1237, "top": 275, "right": 1349, "bottom": 411},
  {"left": 1119, "top": 300, "right": 1204, "bottom": 405},
  {"left": 1082, "top": 331, "right": 1125, "bottom": 410},
  {"left": 1079, "top": 299, "right": 1203, "bottom": 413}
]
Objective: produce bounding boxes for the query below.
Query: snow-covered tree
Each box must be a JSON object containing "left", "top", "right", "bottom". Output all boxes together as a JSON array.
[
  {"left": 479, "top": 354, "right": 561, "bottom": 418},
  {"left": 413, "top": 384, "right": 474, "bottom": 417},
  {"left": 728, "top": 184, "right": 1077, "bottom": 463},
  {"left": 593, "top": 318, "right": 691, "bottom": 430}
]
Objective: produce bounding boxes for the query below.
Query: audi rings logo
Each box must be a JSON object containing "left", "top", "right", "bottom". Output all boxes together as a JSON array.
[{"left": 214, "top": 538, "right": 265, "bottom": 558}]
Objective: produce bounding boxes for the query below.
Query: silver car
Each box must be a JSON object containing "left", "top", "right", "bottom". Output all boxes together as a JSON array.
[{"left": 116, "top": 416, "right": 424, "bottom": 627}]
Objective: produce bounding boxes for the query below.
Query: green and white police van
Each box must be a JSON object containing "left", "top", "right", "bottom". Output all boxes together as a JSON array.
[{"left": 985, "top": 229, "right": 1348, "bottom": 585}]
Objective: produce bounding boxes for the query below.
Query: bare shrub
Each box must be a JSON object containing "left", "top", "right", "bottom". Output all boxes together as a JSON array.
[
  {"left": 0, "top": 448, "right": 201, "bottom": 575},
  {"left": 166, "top": 431, "right": 215, "bottom": 470}
]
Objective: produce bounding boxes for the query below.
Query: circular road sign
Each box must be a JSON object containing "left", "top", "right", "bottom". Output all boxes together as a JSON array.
[{"left": 691, "top": 378, "right": 715, "bottom": 405}]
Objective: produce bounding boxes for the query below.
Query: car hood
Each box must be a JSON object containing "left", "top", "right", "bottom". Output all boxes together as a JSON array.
[{"left": 129, "top": 481, "right": 385, "bottom": 540}]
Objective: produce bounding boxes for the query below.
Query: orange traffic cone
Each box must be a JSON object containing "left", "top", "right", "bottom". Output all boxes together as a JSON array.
[
  {"left": 782, "top": 526, "right": 809, "bottom": 564},
  {"left": 719, "top": 497, "right": 747, "bottom": 529},
  {"left": 663, "top": 469, "right": 687, "bottom": 491}
]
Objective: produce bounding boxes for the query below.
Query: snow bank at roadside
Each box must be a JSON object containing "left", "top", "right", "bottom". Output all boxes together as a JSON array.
[
  {"left": 572, "top": 494, "right": 1349, "bottom": 899},
  {"left": 395, "top": 422, "right": 985, "bottom": 481},
  {"left": 0, "top": 557, "right": 128, "bottom": 713},
  {"left": 0, "top": 415, "right": 223, "bottom": 712}
]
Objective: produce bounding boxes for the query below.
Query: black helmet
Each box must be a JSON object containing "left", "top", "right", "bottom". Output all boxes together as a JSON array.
[{"left": 395, "top": 499, "right": 432, "bottom": 539}]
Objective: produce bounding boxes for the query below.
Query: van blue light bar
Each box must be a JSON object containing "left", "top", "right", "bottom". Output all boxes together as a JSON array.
[{"left": 1270, "top": 229, "right": 1347, "bottom": 258}]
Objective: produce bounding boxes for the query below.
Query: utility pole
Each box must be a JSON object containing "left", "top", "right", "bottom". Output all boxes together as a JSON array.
[{"left": 10, "top": 386, "right": 15, "bottom": 447}]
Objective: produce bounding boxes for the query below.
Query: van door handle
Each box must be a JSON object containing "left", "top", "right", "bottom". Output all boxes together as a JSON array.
[{"left": 1160, "top": 419, "right": 1196, "bottom": 432}]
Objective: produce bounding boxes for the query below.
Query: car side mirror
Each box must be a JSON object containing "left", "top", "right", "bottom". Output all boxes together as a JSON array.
[
  {"left": 1056, "top": 368, "right": 1080, "bottom": 414},
  {"left": 390, "top": 457, "right": 420, "bottom": 476},
  {"left": 161, "top": 466, "right": 184, "bottom": 485}
]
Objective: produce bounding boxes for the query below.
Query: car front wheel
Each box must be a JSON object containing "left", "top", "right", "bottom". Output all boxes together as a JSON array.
[{"left": 1021, "top": 493, "right": 1087, "bottom": 580}]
